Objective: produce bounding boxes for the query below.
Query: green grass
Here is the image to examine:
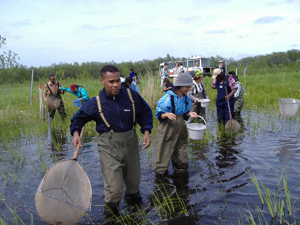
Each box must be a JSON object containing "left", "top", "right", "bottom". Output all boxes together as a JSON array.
[
  {"left": 240, "top": 171, "right": 299, "bottom": 225},
  {"left": 1, "top": 70, "right": 300, "bottom": 224}
]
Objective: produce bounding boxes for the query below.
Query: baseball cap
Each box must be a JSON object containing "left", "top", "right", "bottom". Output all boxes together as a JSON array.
[{"left": 70, "top": 84, "right": 76, "bottom": 92}]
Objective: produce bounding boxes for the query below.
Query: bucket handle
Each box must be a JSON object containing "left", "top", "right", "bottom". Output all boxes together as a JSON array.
[{"left": 186, "top": 115, "right": 206, "bottom": 126}]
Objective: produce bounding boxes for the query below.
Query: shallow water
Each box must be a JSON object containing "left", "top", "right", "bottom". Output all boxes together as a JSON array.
[{"left": 1, "top": 109, "right": 300, "bottom": 224}]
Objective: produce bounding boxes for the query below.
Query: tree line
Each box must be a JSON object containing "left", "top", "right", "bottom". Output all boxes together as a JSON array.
[{"left": 1, "top": 36, "right": 300, "bottom": 84}]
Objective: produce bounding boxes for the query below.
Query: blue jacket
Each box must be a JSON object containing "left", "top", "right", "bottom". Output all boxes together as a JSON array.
[
  {"left": 62, "top": 86, "right": 89, "bottom": 101},
  {"left": 70, "top": 87, "right": 153, "bottom": 135},
  {"left": 155, "top": 90, "right": 191, "bottom": 122}
]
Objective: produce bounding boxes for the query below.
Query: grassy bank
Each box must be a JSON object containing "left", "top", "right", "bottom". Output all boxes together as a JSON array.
[{"left": 1, "top": 71, "right": 299, "bottom": 139}]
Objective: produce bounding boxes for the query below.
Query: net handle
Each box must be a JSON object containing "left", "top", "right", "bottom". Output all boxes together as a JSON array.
[{"left": 73, "top": 126, "right": 85, "bottom": 160}]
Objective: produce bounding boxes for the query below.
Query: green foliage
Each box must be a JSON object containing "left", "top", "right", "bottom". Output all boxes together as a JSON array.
[{"left": 0, "top": 35, "right": 20, "bottom": 70}]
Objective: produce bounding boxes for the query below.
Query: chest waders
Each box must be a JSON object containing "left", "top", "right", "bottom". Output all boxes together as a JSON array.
[
  {"left": 154, "top": 95, "right": 189, "bottom": 175},
  {"left": 46, "top": 83, "right": 66, "bottom": 119},
  {"left": 234, "top": 94, "right": 244, "bottom": 114},
  {"left": 191, "top": 83, "right": 206, "bottom": 119},
  {"left": 96, "top": 89, "right": 141, "bottom": 207},
  {"left": 216, "top": 76, "right": 235, "bottom": 122}
]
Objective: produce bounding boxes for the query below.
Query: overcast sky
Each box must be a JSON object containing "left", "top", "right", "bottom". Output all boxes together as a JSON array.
[{"left": 1, "top": 0, "right": 299, "bottom": 67}]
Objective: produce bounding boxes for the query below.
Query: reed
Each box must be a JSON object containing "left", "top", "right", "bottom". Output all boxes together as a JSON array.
[{"left": 240, "top": 171, "right": 298, "bottom": 224}]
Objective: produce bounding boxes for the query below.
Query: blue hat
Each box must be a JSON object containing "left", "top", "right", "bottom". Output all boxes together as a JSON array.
[{"left": 189, "top": 70, "right": 195, "bottom": 76}]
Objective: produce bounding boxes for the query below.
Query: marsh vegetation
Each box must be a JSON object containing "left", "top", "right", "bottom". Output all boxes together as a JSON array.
[{"left": 1, "top": 70, "right": 300, "bottom": 224}]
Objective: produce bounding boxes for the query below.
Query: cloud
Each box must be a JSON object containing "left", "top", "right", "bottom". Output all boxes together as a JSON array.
[
  {"left": 290, "top": 44, "right": 300, "bottom": 47},
  {"left": 180, "top": 16, "right": 201, "bottom": 23},
  {"left": 253, "top": 16, "right": 284, "bottom": 24},
  {"left": 10, "top": 19, "right": 31, "bottom": 28},
  {"left": 81, "top": 24, "right": 99, "bottom": 30},
  {"left": 270, "top": 31, "right": 280, "bottom": 35},
  {"left": 298, "top": 18, "right": 300, "bottom": 25},
  {"left": 267, "top": 0, "right": 293, "bottom": 5},
  {"left": 10, "top": 35, "right": 22, "bottom": 39},
  {"left": 205, "top": 30, "right": 226, "bottom": 34}
]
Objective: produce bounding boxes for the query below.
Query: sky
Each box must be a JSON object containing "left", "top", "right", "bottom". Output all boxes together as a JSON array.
[{"left": 1, "top": 0, "right": 300, "bottom": 67}]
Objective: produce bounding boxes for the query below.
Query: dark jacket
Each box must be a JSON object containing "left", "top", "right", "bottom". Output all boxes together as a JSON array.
[{"left": 70, "top": 87, "right": 153, "bottom": 135}]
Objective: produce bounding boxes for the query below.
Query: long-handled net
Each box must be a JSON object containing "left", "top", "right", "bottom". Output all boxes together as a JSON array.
[{"left": 35, "top": 127, "right": 91, "bottom": 225}]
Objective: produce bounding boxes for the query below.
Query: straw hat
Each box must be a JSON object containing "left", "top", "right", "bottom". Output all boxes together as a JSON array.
[{"left": 212, "top": 68, "right": 222, "bottom": 79}]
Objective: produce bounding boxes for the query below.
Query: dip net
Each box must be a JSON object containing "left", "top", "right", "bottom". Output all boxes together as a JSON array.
[{"left": 35, "top": 159, "right": 92, "bottom": 225}]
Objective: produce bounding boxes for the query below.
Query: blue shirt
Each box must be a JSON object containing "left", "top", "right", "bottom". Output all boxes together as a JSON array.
[
  {"left": 155, "top": 90, "right": 191, "bottom": 122},
  {"left": 62, "top": 86, "right": 89, "bottom": 101},
  {"left": 70, "top": 87, "right": 153, "bottom": 135},
  {"left": 130, "top": 81, "right": 139, "bottom": 93}
]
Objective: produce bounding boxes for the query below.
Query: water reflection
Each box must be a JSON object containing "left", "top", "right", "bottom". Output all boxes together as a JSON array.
[{"left": 45, "top": 127, "right": 69, "bottom": 162}]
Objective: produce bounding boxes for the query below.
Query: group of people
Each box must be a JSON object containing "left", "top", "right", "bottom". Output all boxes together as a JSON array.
[
  {"left": 42, "top": 74, "right": 90, "bottom": 119},
  {"left": 43, "top": 68, "right": 141, "bottom": 119},
  {"left": 160, "top": 60, "right": 245, "bottom": 123},
  {"left": 43, "top": 63, "right": 245, "bottom": 216}
]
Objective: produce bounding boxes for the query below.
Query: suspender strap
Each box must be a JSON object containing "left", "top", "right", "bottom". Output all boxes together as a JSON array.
[
  {"left": 96, "top": 95, "right": 113, "bottom": 132},
  {"left": 126, "top": 88, "right": 136, "bottom": 128},
  {"left": 170, "top": 95, "right": 175, "bottom": 114},
  {"left": 47, "top": 84, "right": 53, "bottom": 95}
]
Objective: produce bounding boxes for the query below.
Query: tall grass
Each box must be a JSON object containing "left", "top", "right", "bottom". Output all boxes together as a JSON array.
[{"left": 239, "top": 171, "right": 298, "bottom": 224}]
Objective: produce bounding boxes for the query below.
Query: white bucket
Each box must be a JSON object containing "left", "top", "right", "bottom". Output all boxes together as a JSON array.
[
  {"left": 200, "top": 99, "right": 210, "bottom": 108},
  {"left": 186, "top": 115, "right": 207, "bottom": 140},
  {"left": 278, "top": 98, "right": 300, "bottom": 117}
]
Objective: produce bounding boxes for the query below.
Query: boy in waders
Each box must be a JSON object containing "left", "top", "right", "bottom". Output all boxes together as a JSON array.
[
  {"left": 70, "top": 65, "right": 153, "bottom": 214},
  {"left": 154, "top": 73, "right": 197, "bottom": 176}
]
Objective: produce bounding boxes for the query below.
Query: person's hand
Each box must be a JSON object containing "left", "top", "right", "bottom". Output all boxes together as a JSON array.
[
  {"left": 165, "top": 113, "right": 176, "bottom": 120},
  {"left": 161, "top": 89, "right": 164, "bottom": 93},
  {"left": 225, "top": 94, "right": 231, "bottom": 101},
  {"left": 197, "top": 99, "right": 201, "bottom": 103},
  {"left": 72, "top": 132, "right": 82, "bottom": 160},
  {"left": 189, "top": 112, "right": 197, "bottom": 118},
  {"left": 143, "top": 130, "right": 151, "bottom": 149}
]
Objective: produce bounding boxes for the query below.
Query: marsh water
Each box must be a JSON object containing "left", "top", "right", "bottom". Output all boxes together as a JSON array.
[{"left": 1, "top": 109, "right": 300, "bottom": 224}]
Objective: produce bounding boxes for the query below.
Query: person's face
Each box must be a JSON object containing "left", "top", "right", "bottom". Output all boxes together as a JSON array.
[
  {"left": 163, "top": 81, "right": 167, "bottom": 86},
  {"left": 219, "top": 62, "right": 223, "bottom": 67},
  {"left": 74, "top": 87, "right": 78, "bottom": 92},
  {"left": 50, "top": 76, "right": 56, "bottom": 84},
  {"left": 100, "top": 71, "right": 121, "bottom": 96},
  {"left": 164, "top": 65, "right": 168, "bottom": 69},
  {"left": 196, "top": 62, "right": 199, "bottom": 66},
  {"left": 180, "top": 86, "right": 191, "bottom": 95},
  {"left": 175, "top": 62, "right": 179, "bottom": 67}
]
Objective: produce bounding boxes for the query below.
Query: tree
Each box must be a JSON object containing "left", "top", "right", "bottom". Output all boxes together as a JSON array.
[{"left": 0, "top": 35, "right": 20, "bottom": 69}]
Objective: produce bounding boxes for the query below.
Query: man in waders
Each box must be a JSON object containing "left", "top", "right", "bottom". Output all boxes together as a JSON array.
[
  {"left": 43, "top": 74, "right": 66, "bottom": 119},
  {"left": 70, "top": 65, "right": 153, "bottom": 214}
]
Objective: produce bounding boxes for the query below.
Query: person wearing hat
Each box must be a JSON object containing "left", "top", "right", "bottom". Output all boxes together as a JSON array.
[
  {"left": 160, "top": 63, "right": 170, "bottom": 88},
  {"left": 62, "top": 84, "right": 89, "bottom": 106},
  {"left": 154, "top": 73, "right": 197, "bottom": 176},
  {"left": 216, "top": 60, "right": 226, "bottom": 74},
  {"left": 187, "top": 70, "right": 208, "bottom": 119},
  {"left": 211, "top": 68, "right": 237, "bottom": 122}
]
